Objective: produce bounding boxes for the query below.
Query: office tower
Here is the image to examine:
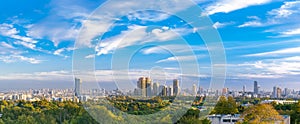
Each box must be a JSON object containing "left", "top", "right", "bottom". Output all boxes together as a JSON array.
[
  {"left": 272, "top": 86, "right": 278, "bottom": 98},
  {"left": 254, "top": 81, "right": 258, "bottom": 94},
  {"left": 75, "top": 78, "right": 81, "bottom": 97},
  {"left": 138, "top": 77, "right": 147, "bottom": 97},
  {"left": 168, "top": 86, "right": 173, "bottom": 96},
  {"left": 277, "top": 87, "right": 282, "bottom": 98},
  {"left": 146, "top": 77, "right": 152, "bottom": 97},
  {"left": 158, "top": 85, "right": 163, "bottom": 96},
  {"left": 243, "top": 85, "right": 246, "bottom": 93},
  {"left": 197, "top": 86, "right": 202, "bottom": 95},
  {"left": 161, "top": 85, "right": 167, "bottom": 96},
  {"left": 285, "top": 88, "right": 291, "bottom": 96},
  {"left": 173, "top": 79, "right": 179, "bottom": 96},
  {"left": 153, "top": 82, "right": 159, "bottom": 96},
  {"left": 192, "top": 84, "right": 197, "bottom": 96},
  {"left": 222, "top": 88, "right": 228, "bottom": 95}
]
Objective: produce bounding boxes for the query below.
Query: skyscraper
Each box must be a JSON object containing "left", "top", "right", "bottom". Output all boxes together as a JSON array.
[
  {"left": 222, "top": 88, "right": 228, "bottom": 95},
  {"left": 159, "top": 85, "right": 164, "bottom": 96},
  {"left": 277, "top": 87, "right": 282, "bottom": 98},
  {"left": 173, "top": 79, "right": 179, "bottom": 95},
  {"left": 254, "top": 81, "right": 258, "bottom": 94},
  {"left": 243, "top": 85, "right": 246, "bottom": 93},
  {"left": 161, "top": 85, "right": 167, "bottom": 96},
  {"left": 168, "top": 86, "right": 173, "bottom": 96},
  {"left": 273, "top": 86, "right": 282, "bottom": 98},
  {"left": 138, "top": 77, "right": 147, "bottom": 97},
  {"left": 146, "top": 77, "right": 152, "bottom": 97},
  {"left": 153, "top": 82, "right": 159, "bottom": 96},
  {"left": 192, "top": 84, "right": 197, "bottom": 96},
  {"left": 75, "top": 78, "right": 81, "bottom": 97}
]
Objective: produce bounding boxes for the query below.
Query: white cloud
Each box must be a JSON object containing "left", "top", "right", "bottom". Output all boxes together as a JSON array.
[
  {"left": 14, "top": 41, "right": 36, "bottom": 50},
  {"left": 127, "top": 11, "right": 170, "bottom": 22},
  {"left": 238, "top": 21, "right": 263, "bottom": 28},
  {"left": 238, "top": 16, "right": 265, "bottom": 28},
  {"left": 237, "top": 56, "right": 300, "bottom": 77},
  {"left": 141, "top": 45, "right": 207, "bottom": 55},
  {"left": 85, "top": 54, "right": 95, "bottom": 59},
  {"left": 0, "top": 23, "right": 37, "bottom": 44},
  {"left": 96, "top": 25, "right": 191, "bottom": 55},
  {"left": 244, "top": 46, "right": 300, "bottom": 57},
  {"left": 0, "top": 23, "right": 41, "bottom": 52},
  {"left": 203, "top": 0, "right": 272, "bottom": 15},
  {"left": 213, "top": 21, "right": 233, "bottom": 29},
  {"left": 27, "top": 24, "right": 79, "bottom": 46},
  {"left": 0, "top": 41, "right": 24, "bottom": 56},
  {"left": 0, "top": 23, "right": 19, "bottom": 36},
  {"left": 53, "top": 48, "right": 65, "bottom": 56},
  {"left": 0, "top": 70, "right": 71, "bottom": 81},
  {"left": 279, "top": 28, "right": 300, "bottom": 36},
  {"left": 25, "top": 0, "right": 91, "bottom": 46},
  {"left": 156, "top": 55, "right": 203, "bottom": 63},
  {"left": 141, "top": 46, "right": 168, "bottom": 55},
  {"left": 77, "top": 0, "right": 196, "bottom": 47},
  {"left": 236, "top": 73, "right": 283, "bottom": 79},
  {"left": 0, "top": 41, "right": 42, "bottom": 64},
  {"left": 268, "top": 1, "right": 300, "bottom": 18},
  {"left": 10, "top": 35, "right": 37, "bottom": 44},
  {"left": 53, "top": 47, "right": 74, "bottom": 57},
  {"left": 264, "top": 1, "right": 300, "bottom": 37},
  {"left": 0, "top": 42, "right": 14, "bottom": 49},
  {"left": 0, "top": 55, "right": 42, "bottom": 64}
]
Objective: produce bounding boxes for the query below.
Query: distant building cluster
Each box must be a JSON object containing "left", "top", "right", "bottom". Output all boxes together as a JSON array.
[
  {"left": 0, "top": 88, "right": 77, "bottom": 102},
  {"left": 133, "top": 77, "right": 180, "bottom": 97},
  {"left": 1, "top": 79, "right": 300, "bottom": 102},
  {"left": 220, "top": 81, "right": 300, "bottom": 99}
]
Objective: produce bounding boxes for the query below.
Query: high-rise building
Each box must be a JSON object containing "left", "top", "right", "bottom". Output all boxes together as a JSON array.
[
  {"left": 222, "top": 88, "right": 228, "bottom": 95},
  {"left": 137, "top": 77, "right": 153, "bottom": 97},
  {"left": 277, "top": 87, "right": 282, "bottom": 98},
  {"left": 153, "top": 82, "right": 159, "bottom": 96},
  {"left": 243, "top": 85, "right": 246, "bottom": 93},
  {"left": 168, "top": 86, "right": 173, "bottom": 96},
  {"left": 273, "top": 86, "right": 282, "bottom": 98},
  {"left": 273, "top": 86, "right": 277, "bottom": 98},
  {"left": 75, "top": 78, "right": 81, "bottom": 97},
  {"left": 137, "top": 77, "right": 147, "bottom": 97},
  {"left": 161, "top": 85, "right": 168, "bottom": 96},
  {"left": 146, "top": 77, "right": 152, "bottom": 97},
  {"left": 285, "top": 88, "right": 291, "bottom": 96},
  {"left": 192, "top": 84, "right": 197, "bottom": 96},
  {"left": 159, "top": 85, "right": 164, "bottom": 96},
  {"left": 173, "top": 79, "right": 179, "bottom": 96},
  {"left": 254, "top": 81, "right": 258, "bottom": 94}
]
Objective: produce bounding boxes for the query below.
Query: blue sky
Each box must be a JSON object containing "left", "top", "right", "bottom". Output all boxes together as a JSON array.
[{"left": 0, "top": 0, "right": 300, "bottom": 91}]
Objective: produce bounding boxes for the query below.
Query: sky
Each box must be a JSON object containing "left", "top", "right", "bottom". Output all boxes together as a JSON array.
[{"left": 0, "top": 0, "right": 300, "bottom": 91}]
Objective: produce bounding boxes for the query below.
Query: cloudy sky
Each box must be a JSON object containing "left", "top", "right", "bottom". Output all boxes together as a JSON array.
[{"left": 0, "top": 0, "right": 300, "bottom": 91}]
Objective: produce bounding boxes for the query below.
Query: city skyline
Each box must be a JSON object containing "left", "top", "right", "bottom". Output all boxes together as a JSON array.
[{"left": 0, "top": 0, "right": 300, "bottom": 91}]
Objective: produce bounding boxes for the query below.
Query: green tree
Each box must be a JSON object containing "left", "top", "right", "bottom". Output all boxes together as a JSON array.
[
  {"left": 211, "top": 96, "right": 238, "bottom": 115},
  {"left": 15, "top": 115, "right": 36, "bottom": 124},
  {"left": 239, "top": 104, "right": 283, "bottom": 124},
  {"left": 0, "top": 119, "right": 4, "bottom": 124}
]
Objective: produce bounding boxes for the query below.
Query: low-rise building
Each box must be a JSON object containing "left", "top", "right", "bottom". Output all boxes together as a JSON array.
[
  {"left": 261, "top": 100, "right": 298, "bottom": 104},
  {"left": 208, "top": 114, "right": 241, "bottom": 124},
  {"left": 208, "top": 114, "right": 290, "bottom": 124}
]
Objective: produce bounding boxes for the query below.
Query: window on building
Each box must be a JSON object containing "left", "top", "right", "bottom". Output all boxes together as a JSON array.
[{"left": 223, "top": 119, "right": 231, "bottom": 122}]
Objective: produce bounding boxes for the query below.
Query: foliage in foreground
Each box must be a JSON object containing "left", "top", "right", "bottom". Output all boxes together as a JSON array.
[{"left": 0, "top": 99, "right": 210, "bottom": 124}]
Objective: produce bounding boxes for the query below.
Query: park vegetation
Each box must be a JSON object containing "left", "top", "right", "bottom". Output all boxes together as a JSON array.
[{"left": 0, "top": 96, "right": 211, "bottom": 124}]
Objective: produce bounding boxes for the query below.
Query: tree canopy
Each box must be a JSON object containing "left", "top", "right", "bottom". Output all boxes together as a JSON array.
[{"left": 239, "top": 104, "right": 283, "bottom": 124}]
